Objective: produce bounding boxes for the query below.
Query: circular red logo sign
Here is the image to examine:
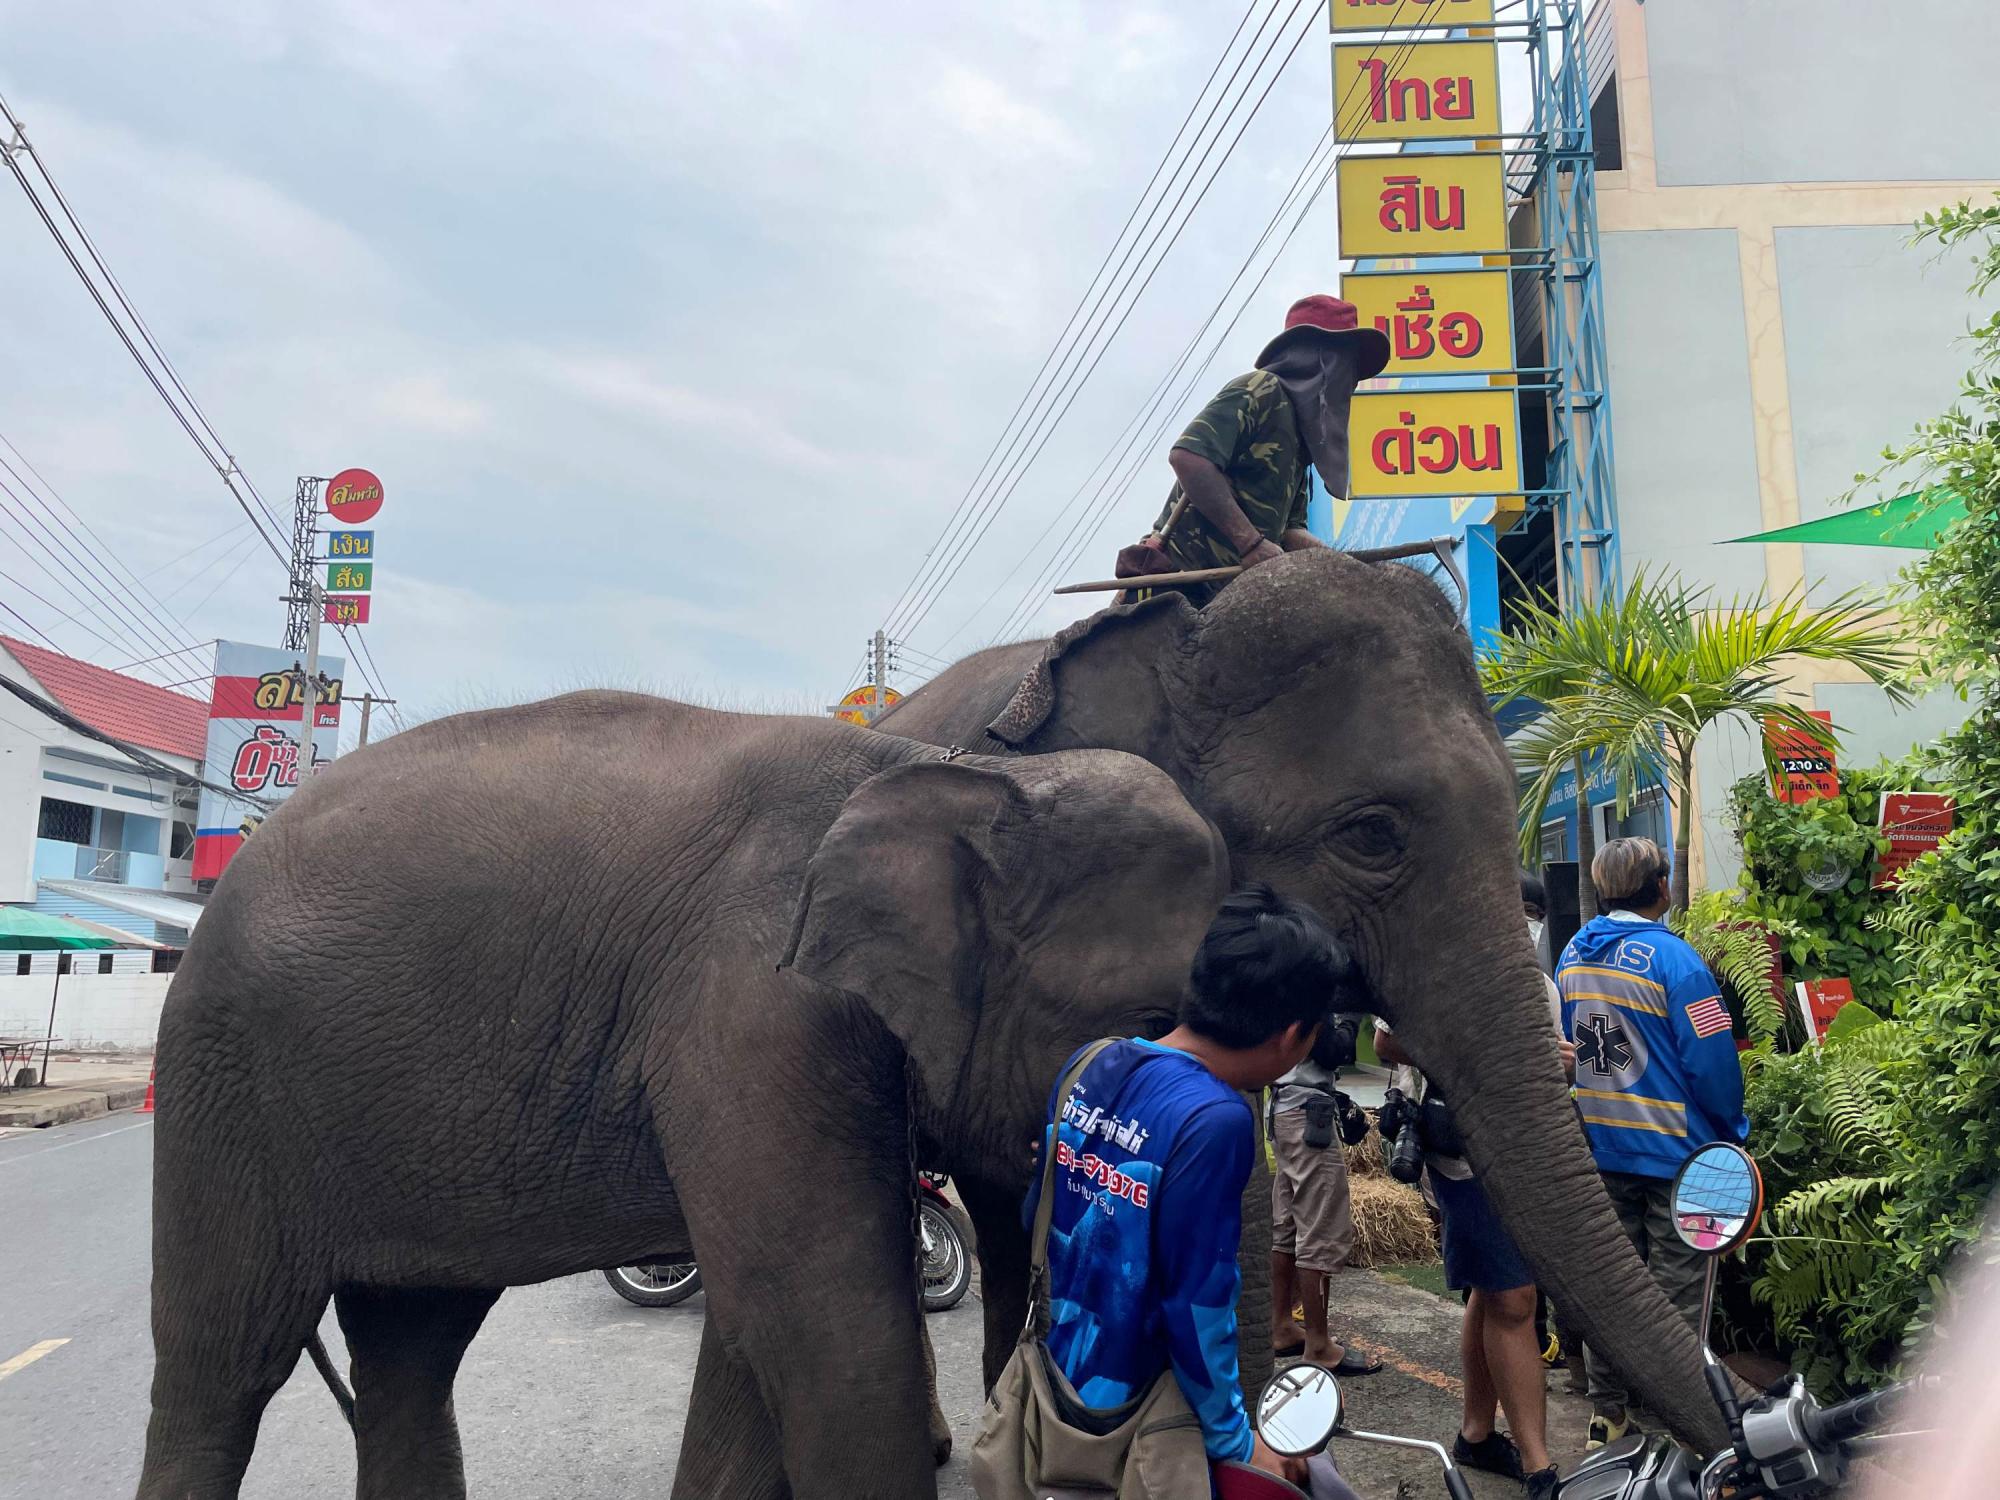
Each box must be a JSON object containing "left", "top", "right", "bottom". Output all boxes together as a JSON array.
[{"left": 324, "top": 468, "right": 384, "bottom": 524}]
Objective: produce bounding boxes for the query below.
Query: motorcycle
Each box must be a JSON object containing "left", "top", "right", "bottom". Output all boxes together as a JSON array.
[
  {"left": 603, "top": 1170, "right": 974, "bottom": 1313},
  {"left": 1218, "top": 1141, "right": 1933, "bottom": 1500}
]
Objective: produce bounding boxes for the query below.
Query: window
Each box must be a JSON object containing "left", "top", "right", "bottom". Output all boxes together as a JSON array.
[
  {"left": 1594, "top": 787, "right": 1669, "bottom": 851},
  {"left": 37, "top": 796, "right": 93, "bottom": 845},
  {"left": 43, "top": 770, "right": 107, "bottom": 792},
  {"left": 1538, "top": 819, "right": 1569, "bottom": 865},
  {"left": 170, "top": 821, "right": 196, "bottom": 861}
]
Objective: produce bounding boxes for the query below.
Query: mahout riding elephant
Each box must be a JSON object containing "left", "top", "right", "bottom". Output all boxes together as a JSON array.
[
  {"left": 878, "top": 547, "right": 1729, "bottom": 1452},
  {"left": 140, "top": 701, "right": 1232, "bottom": 1500}
]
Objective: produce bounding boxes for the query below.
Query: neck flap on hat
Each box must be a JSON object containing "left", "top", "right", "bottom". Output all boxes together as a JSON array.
[{"left": 1257, "top": 342, "right": 1365, "bottom": 500}]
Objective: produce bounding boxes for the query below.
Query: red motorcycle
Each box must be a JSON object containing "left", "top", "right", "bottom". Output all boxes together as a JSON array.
[{"left": 603, "top": 1170, "right": 973, "bottom": 1312}]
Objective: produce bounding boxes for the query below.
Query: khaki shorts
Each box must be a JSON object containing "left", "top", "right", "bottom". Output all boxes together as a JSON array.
[{"left": 1271, "top": 1104, "right": 1355, "bottom": 1273}]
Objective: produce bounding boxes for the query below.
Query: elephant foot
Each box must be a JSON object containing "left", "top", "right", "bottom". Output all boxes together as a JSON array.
[{"left": 929, "top": 1396, "right": 953, "bottom": 1466}]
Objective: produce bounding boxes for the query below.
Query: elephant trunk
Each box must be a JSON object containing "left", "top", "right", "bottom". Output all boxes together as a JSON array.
[
  {"left": 1391, "top": 939, "right": 1731, "bottom": 1454},
  {"left": 1236, "top": 1117, "right": 1274, "bottom": 1403}
]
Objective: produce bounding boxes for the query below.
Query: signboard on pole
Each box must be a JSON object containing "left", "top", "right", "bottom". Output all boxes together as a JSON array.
[
  {"left": 192, "top": 640, "right": 344, "bottom": 881},
  {"left": 1340, "top": 270, "right": 1515, "bottom": 377},
  {"left": 1336, "top": 153, "right": 1509, "bottom": 259},
  {"left": 1333, "top": 41, "right": 1501, "bottom": 142},
  {"left": 326, "top": 562, "right": 373, "bottom": 592},
  {"left": 831, "top": 684, "right": 902, "bottom": 726},
  {"left": 1349, "top": 390, "right": 1522, "bottom": 498},
  {"left": 1873, "top": 790, "right": 1954, "bottom": 887},
  {"left": 1330, "top": 0, "right": 1495, "bottom": 30},
  {"left": 324, "top": 468, "right": 384, "bottom": 524},
  {"left": 326, "top": 529, "right": 374, "bottom": 559},
  {"left": 323, "top": 595, "right": 372, "bottom": 626},
  {"left": 1766, "top": 711, "right": 1838, "bottom": 803}
]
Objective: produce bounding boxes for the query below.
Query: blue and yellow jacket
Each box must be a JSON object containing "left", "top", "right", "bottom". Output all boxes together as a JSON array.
[{"left": 1557, "top": 913, "right": 1749, "bottom": 1180}]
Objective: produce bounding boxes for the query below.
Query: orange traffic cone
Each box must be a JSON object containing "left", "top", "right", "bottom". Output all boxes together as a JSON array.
[{"left": 136, "top": 1065, "right": 155, "bottom": 1114}]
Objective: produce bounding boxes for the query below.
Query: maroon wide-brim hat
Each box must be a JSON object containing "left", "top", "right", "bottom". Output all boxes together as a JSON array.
[{"left": 1256, "top": 293, "right": 1391, "bottom": 379}]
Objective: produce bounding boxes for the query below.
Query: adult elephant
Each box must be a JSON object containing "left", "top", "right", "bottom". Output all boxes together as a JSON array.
[
  {"left": 139, "top": 700, "right": 1232, "bottom": 1500},
  {"left": 878, "top": 547, "right": 1730, "bottom": 1451}
]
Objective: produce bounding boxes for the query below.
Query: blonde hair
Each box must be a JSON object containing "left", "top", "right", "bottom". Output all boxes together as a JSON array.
[{"left": 1592, "top": 837, "right": 1669, "bottom": 908}]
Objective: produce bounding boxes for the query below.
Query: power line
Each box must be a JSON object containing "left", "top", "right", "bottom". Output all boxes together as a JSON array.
[
  {"left": 131, "top": 518, "right": 253, "bottom": 583},
  {"left": 111, "top": 640, "right": 219, "bottom": 674},
  {"left": 872, "top": 0, "right": 1271, "bottom": 641},
  {"left": 878, "top": 0, "right": 1319, "bottom": 643},
  {"left": 0, "top": 562, "right": 154, "bottom": 662},
  {"left": 0, "top": 94, "right": 291, "bottom": 552},
  {"left": 0, "top": 476, "right": 184, "bottom": 671},
  {"left": 974, "top": 6, "right": 1452, "bottom": 647}
]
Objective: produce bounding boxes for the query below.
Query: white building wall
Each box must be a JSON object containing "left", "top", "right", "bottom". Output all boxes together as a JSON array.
[{"left": 0, "top": 969, "right": 172, "bottom": 1051}]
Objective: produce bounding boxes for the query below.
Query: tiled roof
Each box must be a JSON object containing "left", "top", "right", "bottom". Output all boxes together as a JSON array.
[{"left": 1, "top": 637, "right": 208, "bottom": 762}]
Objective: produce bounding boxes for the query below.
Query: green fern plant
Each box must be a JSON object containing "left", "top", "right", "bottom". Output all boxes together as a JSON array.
[{"left": 1670, "top": 890, "right": 1797, "bottom": 1044}]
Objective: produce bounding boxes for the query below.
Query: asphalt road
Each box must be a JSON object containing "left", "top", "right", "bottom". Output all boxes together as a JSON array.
[{"left": 0, "top": 1106, "right": 1586, "bottom": 1499}]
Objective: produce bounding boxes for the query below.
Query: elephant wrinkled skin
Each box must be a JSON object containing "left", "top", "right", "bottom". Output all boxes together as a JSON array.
[
  {"left": 880, "top": 547, "right": 1730, "bottom": 1453},
  {"left": 140, "top": 703, "right": 1228, "bottom": 1500}
]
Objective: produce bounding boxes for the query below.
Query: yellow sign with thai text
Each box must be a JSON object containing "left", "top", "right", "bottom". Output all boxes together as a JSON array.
[
  {"left": 1339, "top": 270, "right": 1516, "bottom": 376},
  {"left": 1336, "top": 153, "right": 1508, "bottom": 259},
  {"left": 1330, "top": 0, "right": 1495, "bottom": 31},
  {"left": 1349, "top": 390, "right": 1521, "bottom": 498},
  {"left": 1333, "top": 41, "right": 1500, "bottom": 142}
]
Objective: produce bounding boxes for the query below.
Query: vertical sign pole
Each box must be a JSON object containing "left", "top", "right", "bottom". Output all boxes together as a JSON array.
[
  {"left": 359, "top": 695, "right": 374, "bottom": 748},
  {"left": 299, "top": 579, "right": 322, "bottom": 783},
  {"left": 872, "top": 629, "right": 888, "bottom": 723}
]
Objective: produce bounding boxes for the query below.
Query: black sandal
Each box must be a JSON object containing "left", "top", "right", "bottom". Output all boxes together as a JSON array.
[{"left": 1330, "top": 1349, "right": 1383, "bottom": 1376}]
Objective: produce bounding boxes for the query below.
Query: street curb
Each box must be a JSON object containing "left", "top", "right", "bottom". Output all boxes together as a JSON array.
[{"left": 0, "top": 1082, "right": 151, "bottom": 1129}]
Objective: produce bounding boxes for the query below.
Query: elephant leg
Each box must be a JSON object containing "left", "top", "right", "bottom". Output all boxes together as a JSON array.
[
  {"left": 139, "top": 1240, "right": 329, "bottom": 1499},
  {"left": 920, "top": 1316, "right": 952, "bottom": 1466},
  {"left": 955, "top": 1176, "right": 1030, "bottom": 1392},
  {"left": 334, "top": 1284, "right": 502, "bottom": 1500},
  {"left": 1236, "top": 1118, "right": 1275, "bottom": 1404},
  {"left": 672, "top": 1316, "right": 790, "bottom": 1500}
]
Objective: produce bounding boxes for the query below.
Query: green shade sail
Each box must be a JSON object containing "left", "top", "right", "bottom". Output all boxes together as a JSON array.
[
  {"left": 0, "top": 906, "right": 121, "bottom": 951},
  {"left": 1724, "top": 489, "right": 1967, "bottom": 549}
]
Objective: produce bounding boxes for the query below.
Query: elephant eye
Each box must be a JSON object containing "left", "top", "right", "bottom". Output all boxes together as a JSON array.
[{"left": 1333, "top": 810, "right": 1405, "bottom": 866}]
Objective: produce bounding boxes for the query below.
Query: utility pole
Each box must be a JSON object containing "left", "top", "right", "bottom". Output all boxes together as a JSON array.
[
  {"left": 871, "top": 629, "right": 888, "bottom": 721},
  {"left": 286, "top": 478, "right": 325, "bottom": 783},
  {"left": 354, "top": 693, "right": 396, "bottom": 746}
]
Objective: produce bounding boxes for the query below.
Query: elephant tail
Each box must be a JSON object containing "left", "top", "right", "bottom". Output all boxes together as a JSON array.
[{"left": 304, "top": 1331, "right": 357, "bottom": 1429}]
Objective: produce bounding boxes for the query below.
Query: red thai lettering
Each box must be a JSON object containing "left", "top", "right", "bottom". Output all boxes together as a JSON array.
[
  {"left": 1417, "top": 423, "right": 1457, "bottom": 474},
  {"left": 1373, "top": 412, "right": 1418, "bottom": 475},
  {"left": 1460, "top": 422, "right": 1506, "bottom": 471},
  {"left": 1438, "top": 310, "right": 1484, "bottom": 358},
  {"left": 1378, "top": 175, "right": 1420, "bottom": 232},
  {"left": 1359, "top": 59, "right": 1477, "bottom": 125},
  {"left": 1424, "top": 186, "right": 1466, "bottom": 230},
  {"left": 1390, "top": 285, "right": 1437, "bottom": 361}
]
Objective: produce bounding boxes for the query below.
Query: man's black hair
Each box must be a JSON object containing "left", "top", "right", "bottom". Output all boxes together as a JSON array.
[
  {"left": 1180, "top": 883, "right": 1358, "bottom": 1050},
  {"left": 1519, "top": 867, "right": 1547, "bottom": 915}
]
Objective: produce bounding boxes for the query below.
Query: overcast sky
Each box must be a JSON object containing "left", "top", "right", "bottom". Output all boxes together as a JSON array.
[{"left": 0, "top": 0, "right": 1344, "bottom": 726}]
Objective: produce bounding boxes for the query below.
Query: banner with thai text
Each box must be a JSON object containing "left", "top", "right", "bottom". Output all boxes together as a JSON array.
[
  {"left": 1348, "top": 389, "right": 1522, "bottom": 497},
  {"left": 1333, "top": 41, "right": 1500, "bottom": 142},
  {"left": 1336, "top": 153, "right": 1508, "bottom": 259},
  {"left": 1340, "top": 269, "right": 1515, "bottom": 376},
  {"left": 191, "top": 639, "right": 344, "bottom": 881}
]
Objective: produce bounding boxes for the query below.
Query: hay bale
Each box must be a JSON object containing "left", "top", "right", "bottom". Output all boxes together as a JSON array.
[
  {"left": 1348, "top": 1175, "right": 1439, "bottom": 1268},
  {"left": 1344, "top": 1124, "right": 1385, "bottom": 1178}
]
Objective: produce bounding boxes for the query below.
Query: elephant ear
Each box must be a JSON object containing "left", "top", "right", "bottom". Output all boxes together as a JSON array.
[
  {"left": 987, "top": 591, "right": 1200, "bottom": 756},
  {"left": 780, "top": 751, "right": 1228, "bottom": 1110}
]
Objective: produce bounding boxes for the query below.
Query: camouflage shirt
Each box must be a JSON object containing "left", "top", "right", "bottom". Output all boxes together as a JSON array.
[{"left": 1153, "top": 369, "right": 1311, "bottom": 573}]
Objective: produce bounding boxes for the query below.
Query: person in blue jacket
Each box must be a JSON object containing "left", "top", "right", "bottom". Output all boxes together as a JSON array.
[
  {"left": 1025, "top": 883, "right": 1366, "bottom": 1492},
  {"left": 1556, "top": 837, "right": 1749, "bottom": 1450}
]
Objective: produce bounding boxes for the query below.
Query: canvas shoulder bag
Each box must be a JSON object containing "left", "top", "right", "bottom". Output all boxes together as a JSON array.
[{"left": 968, "top": 1039, "right": 1212, "bottom": 1500}]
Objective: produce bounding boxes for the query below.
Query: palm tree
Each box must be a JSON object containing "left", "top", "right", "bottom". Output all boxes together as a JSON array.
[{"left": 1483, "top": 573, "right": 1909, "bottom": 913}]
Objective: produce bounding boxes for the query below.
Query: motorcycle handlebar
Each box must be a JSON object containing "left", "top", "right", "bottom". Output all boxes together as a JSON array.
[{"left": 1803, "top": 1380, "right": 1914, "bottom": 1447}]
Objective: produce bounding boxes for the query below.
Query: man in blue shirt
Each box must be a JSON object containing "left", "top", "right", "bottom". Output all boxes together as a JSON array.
[
  {"left": 1557, "top": 837, "right": 1750, "bottom": 1450},
  {"left": 1026, "top": 883, "right": 1362, "bottom": 1488}
]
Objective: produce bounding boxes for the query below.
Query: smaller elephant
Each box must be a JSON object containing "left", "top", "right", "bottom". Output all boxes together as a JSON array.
[{"left": 140, "top": 694, "right": 1230, "bottom": 1500}]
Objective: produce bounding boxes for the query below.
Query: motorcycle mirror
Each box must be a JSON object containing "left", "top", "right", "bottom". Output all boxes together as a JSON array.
[
  {"left": 1669, "top": 1142, "right": 1764, "bottom": 1256},
  {"left": 1256, "top": 1364, "right": 1343, "bottom": 1457}
]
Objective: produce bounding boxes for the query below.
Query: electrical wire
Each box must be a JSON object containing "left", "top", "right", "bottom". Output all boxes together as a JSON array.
[
  {"left": 973, "top": 4, "right": 1455, "bottom": 647},
  {"left": 873, "top": 0, "right": 1272, "bottom": 641},
  {"left": 110, "top": 640, "right": 219, "bottom": 674},
  {"left": 0, "top": 93, "right": 291, "bottom": 556},
  {"left": 0, "top": 477, "right": 184, "bottom": 670},
  {"left": 878, "top": 0, "right": 1318, "bottom": 644}
]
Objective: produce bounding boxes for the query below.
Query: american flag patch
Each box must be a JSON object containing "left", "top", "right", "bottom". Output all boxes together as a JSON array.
[{"left": 1685, "top": 996, "right": 1731, "bottom": 1038}]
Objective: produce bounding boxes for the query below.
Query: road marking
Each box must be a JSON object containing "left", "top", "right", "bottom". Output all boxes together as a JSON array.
[
  {"left": 0, "top": 1117, "right": 152, "bottom": 1167},
  {"left": 1343, "top": 1333, "right": 1463, "bottom": 1397},
  {"left": 0, "top": 1339, "right": 70, "bottom": 1382}
]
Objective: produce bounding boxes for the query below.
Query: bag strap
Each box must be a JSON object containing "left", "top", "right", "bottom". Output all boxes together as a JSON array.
[{"left": 1023, "top": 1037, "right": 1121, "bottom": 1341}]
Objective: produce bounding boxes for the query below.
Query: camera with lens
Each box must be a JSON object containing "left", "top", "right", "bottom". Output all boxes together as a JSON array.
[{"left": 1376, "top": 1086, "right": 1425, "bottom": 1184}]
